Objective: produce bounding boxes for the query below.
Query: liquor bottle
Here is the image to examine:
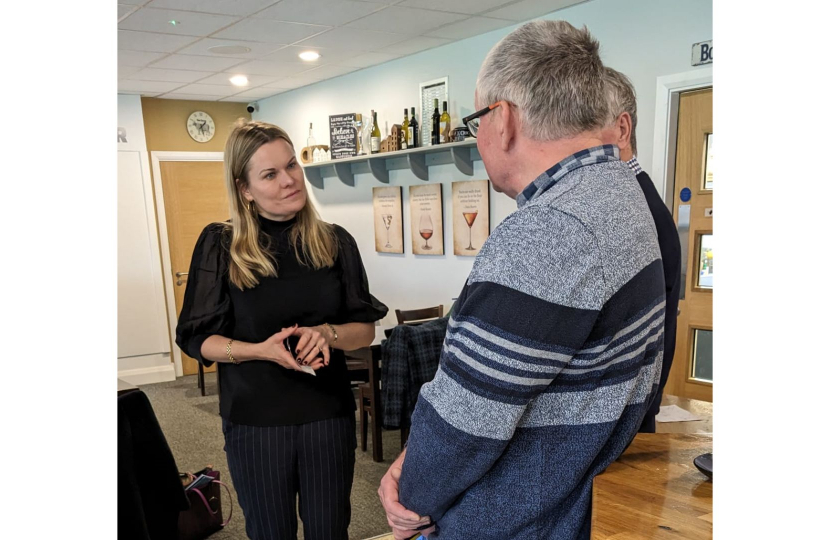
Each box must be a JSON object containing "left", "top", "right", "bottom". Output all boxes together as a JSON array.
[
  {"left": 409, "top": 107, "right": 419, "bottom": 148},
  {"left": 307, "top": 122, "right": 316, "bottom": 148},
  {"left": 431, "top": 98, "right": 440, "bottom": 145},
  {"left": 371, "top": 110, "right": 381, "bottom": 154},
  {"left": 440, "top": 101, "right": 451, "bottom": 143},
  {"left": 401, "top": 109, "right": 409, "bottom": 150}
]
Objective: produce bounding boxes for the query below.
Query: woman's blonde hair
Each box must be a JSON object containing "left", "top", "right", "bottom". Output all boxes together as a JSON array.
[{"left": 222, "top": 119, "right": 338, "bottom": 290}]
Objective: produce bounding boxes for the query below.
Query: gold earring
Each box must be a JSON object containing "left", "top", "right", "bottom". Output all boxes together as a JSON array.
[{"left": 248, "top": 200, "right": 256, "bottom": 213}]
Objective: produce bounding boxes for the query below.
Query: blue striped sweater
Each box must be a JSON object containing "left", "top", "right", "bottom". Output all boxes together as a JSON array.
[{"left": 398, "top": 146, "right": 665, "bottom": 539}]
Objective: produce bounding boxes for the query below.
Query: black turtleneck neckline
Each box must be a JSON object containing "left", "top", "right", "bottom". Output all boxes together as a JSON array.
[{"left": 258, "top": 213, "right": 297, "bottom": 235}]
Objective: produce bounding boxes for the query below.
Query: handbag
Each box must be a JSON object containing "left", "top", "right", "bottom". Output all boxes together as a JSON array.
[{"left": 177, "top": 467, "right": 233, "bottom": 540}]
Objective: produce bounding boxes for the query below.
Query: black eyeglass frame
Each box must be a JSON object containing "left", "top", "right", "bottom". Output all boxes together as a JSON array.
[{"left": 462, "top": 101, "right": 504, "bottom": 136}]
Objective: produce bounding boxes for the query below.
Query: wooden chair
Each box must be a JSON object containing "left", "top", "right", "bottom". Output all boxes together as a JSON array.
[
  {"left": 395, "top": 305, "right": 444, "bottom": 325},
  {"left": 393, "top": 305, "right": 444, "bottom": 447},
  {"left": 356, "top": 346, "right": 384, "bottom": 462}
]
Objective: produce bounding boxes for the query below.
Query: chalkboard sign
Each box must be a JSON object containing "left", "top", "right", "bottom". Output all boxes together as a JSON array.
[{"left": 329, "top": 113, "right": 357, "bottom": 160}]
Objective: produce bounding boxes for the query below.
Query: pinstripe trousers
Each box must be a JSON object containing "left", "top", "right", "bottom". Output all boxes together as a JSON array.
[{"left": 222, "top": 416, "right": 356, "bottom": 540}]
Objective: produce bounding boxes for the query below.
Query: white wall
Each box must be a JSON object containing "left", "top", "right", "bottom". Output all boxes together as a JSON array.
[
  {"left": 252, "top": 0, "right": 712, "bottom": 325},
  {"left": 117, "top": 94, "right": 174, "bottom": 384}
]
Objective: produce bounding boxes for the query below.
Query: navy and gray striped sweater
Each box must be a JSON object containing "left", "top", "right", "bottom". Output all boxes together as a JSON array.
[{"left": 399, "top": 146, "right": 666, "bottom": 539}]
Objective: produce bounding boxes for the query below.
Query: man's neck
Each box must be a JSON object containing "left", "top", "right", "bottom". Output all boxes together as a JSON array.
[{"left": 507, "top": 133, "right": 607, "bottom": 198}]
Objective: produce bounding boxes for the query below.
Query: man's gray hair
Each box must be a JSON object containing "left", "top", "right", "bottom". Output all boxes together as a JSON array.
[
  {"left": 476, "top": 20, "right": 608, "bottom": 141},
  {"left": 603, "top": 67, "right": 638, "bottom": 155}
]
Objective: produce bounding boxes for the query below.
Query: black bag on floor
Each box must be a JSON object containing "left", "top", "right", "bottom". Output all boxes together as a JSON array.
[{"left": 177, "top": 467, "right": 233, "bottom": 540}]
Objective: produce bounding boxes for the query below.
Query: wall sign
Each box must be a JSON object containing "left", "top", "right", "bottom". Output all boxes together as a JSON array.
[
  {"left": 692, "top": 40, "right": 713, "bottom": 66},
  {"left": 680, "top": 187, "right": 692, "bottom": 202},
  {"left": 410, "top": 184, "right": 444, "bottom": 255},
  {"left": 373, "top": 186, "right": 404, "bottom": 254},
  {"left": 452, "top": 180, "right": 490, "bottom": 256},
  {"left": 329, "top": 113, "right": 358, "bottom": 160}
]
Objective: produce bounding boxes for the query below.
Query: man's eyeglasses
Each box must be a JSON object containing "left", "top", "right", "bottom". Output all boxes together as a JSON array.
[{"left": 462, "top": 101, "right": 504, "bottom": 137}]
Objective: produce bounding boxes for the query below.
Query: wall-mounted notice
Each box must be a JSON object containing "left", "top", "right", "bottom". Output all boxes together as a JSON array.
[
  {"left": 452, "top": 179, "right": 490, "bottom": 256},
  {"left": 329, "top": 113, "right": 358, "bottom": 160},
  {"left": 373, "top": 186, "right": 404, "bottom": 254},
  {"left": 692, "top": 40, "right": 712, "bottom": 66},
  {"left": 410, "top": 184, "right": 444, "bottom": 255}
]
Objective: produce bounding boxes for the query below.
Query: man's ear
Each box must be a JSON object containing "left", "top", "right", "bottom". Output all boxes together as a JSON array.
[
  {"left": 498, "top": 102, "right": 517, "bottom": 152},
  {"left": 616, "top": 112, "right": 633, "bottom": 151}
]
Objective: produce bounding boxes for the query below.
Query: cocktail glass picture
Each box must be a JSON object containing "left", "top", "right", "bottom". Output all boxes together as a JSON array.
[
  {"left": 419, "top": 213, "right": 434, "bottom": 250},
  {"left": 382, "top": 214, "right": 393, "bottom": 248},
  {"left": 463, "top": 210, "right": 478, "bottom": 250}
]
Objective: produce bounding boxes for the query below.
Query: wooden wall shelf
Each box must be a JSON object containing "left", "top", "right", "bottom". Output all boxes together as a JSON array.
[{"left": 302, "top": 139, "right": 481, "bottom": 188}]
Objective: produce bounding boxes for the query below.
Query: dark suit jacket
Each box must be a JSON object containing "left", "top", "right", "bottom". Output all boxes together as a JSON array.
[{"left": 636, "top": 170, "right": 682, "bottom": 432}]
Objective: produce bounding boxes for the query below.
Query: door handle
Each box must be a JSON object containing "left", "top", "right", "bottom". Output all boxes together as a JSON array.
[{"left": 176, "top": 271, "right": 188, "bottom": 286}]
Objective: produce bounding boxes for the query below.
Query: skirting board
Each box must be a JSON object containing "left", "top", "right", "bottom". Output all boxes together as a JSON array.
[{"left": 118, "top": 363, "right": 176, "bottom": 385}]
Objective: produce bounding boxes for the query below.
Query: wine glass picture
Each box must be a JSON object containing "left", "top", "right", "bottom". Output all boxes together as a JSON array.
[
  {"left": 382, "top": 214, "right": 393, "bottom": 248},
  {"left": 419, "top": 213, "right": 434, "bottom": 250},
  {"left": 463, "top": 210, "right": 478, "bottom": 250},
  {"left": 353, "top": 113, "right": 364, "bottom": 155}
]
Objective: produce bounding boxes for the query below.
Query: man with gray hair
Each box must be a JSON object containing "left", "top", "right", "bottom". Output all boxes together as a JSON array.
[
  {"left": 602, "top": 67, "right": 681, "bottom": 434},
  {"left": 379, "top": 20, "right": 665, "bottom": 539}
]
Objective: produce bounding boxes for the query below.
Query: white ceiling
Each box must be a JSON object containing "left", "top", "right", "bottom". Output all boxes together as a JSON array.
[{"left": 118, "top": 0, "right": 585, "bottom": 102}]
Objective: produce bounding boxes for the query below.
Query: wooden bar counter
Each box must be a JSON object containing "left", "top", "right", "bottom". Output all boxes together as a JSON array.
[{"left": 591, "top": 433, "right": 713, "bottom": 539}]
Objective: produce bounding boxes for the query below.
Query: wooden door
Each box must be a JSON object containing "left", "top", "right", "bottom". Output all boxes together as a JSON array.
[
  {"left": 665, "top": 88, "right": 713, "bottom": 402},
  {"left": 160, "top": 160, "right": 228, "bottom": 376}
]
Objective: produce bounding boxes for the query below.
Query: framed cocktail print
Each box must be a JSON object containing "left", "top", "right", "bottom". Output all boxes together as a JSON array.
[
  {"left": 373, "top": 186, "right": 404, "bottom": 254},
  {"left": 409, "top": 184, "right": 444, "bottom": 255},
  {"left": 452, "top": 179, "right": 490, "bottom": 256}
]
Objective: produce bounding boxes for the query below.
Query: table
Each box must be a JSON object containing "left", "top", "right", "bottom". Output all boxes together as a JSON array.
[{"left": 591, "top": 433, "right": 713, "bottom": 539}]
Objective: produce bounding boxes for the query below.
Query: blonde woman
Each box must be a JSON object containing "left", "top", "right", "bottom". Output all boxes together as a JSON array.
[{"left": 176, "top": 120, "right": 387, "bottom": 540}]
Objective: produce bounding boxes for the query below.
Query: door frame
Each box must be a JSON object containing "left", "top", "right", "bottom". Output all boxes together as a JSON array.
[
  {"left": 151, "top": 151, "right": 224, "bottom": 377},
  {"left": 650, "top": 67, "right": 713, "bottom": 210}
]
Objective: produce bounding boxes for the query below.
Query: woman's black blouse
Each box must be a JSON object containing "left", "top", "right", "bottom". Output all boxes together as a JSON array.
[{"left": 176, "top": 215, "right": 388, "bottom": 426}]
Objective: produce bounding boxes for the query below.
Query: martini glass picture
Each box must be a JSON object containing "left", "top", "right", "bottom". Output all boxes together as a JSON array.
[
  {"left": 419, "top": 213, "right": 434, "bottom": 250},
  {"left": 463, "top": 210, "right": 478, "bottom": 250},
  {"left": 382, "top": 214, "right": 393, "bottom": 248}
]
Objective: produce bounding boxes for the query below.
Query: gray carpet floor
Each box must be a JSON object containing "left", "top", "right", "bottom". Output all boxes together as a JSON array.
[{"left": 140, "top": 373, "right": 404, "bottom": 540}]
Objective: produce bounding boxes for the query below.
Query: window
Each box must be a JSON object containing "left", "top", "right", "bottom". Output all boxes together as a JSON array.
[
  {"left": 691, "top": 329, "right": 713, "bottom": 383},
  {"left": 703, "top": 133, "right": 713, "bottom": 190},
  {"left": 696, "top": 233, "right": 713, "bottom": 289}
]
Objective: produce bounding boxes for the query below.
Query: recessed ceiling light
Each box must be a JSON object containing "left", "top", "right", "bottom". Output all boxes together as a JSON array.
[
  {"left": 230, "top": 75, "right": 249, "bottom": 87},
  {"left": 208, "top": 45, "right": 252, "bottom": 55},
  {"left": 168, "top": 20, "right": 179, "bottom": 26},
  {"left": 299, "top": 51, "right": 321, "bottom": 61}
]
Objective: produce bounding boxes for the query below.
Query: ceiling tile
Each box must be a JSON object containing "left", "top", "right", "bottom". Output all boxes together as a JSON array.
[
  {"left": 118, "top": 49, "right": 168, "bottom": 67},
  {"left": 260, "top": 45, "right": 353, "bottom": 65},
  {"left": 396, "top": 0, "right": 515, "bottom": 15},
  {"left": 156, "top": 93, "right": 228, "bottom": 101},
  {"left": 345, "top": 6, "right": 468, "bottom": 34},
  {"left": 127, "top": 67, "right": 215, "bottom": 83},
  {"left": 255, "top": 0, "right": 386, "bottom": 26},
  {"left": 118, "top": 7, "right": 241, "bottom": 37},
  {"left": 119, "top": 0, "right": 146, "bottom": 4},
  {"left": 225, "top": 87, "right": 287, "bottom": 99},
  {"left": 484, "top": 0, "right": 586, "bottom": 22},
  {"left": 339, "top": 52, "right": 402, "bottom": 69},
  {"left": 118, "top": 30, "right": 201, "bottom": 53},
  {"left": 212, "top": 19, "right": 330, "bottom": 44},
  {"left": 146, "top": 0, "right": 278, "bottom": 17},
  {"left": 383, "top": 35, "right": 452, "bottom": 56},
  {"left": 173, "top": 83, "right": 243, "bottom": 96},
  {"left": 301, "top": 64, "right": 360, "bottom": 79},
  {"left": 294, "top": 27, "right": 408, "bottom": 52},
  {"left": 176, "top": 38, "right": 284, "bottom": 58},
  {"left": 220, "top": 90, "right": 287, "bottom": 102},
  {"left": 425, "top": 16, "right": 512, "bottom": 40},
  {"left": 150, "top": 54, "right": 248, "bottom": 71},
  {"left": 229, "top": 60, "right": 321, "bottom": 77},
  {"left": 118, "top": 80, "right": 186, "bottom": 93},
  {"left": 197, "top": 73, "right": 281, "bottom": 87},
  {"left": 118, "top": 66, "right": 142, "bottom": 78},
  {"left": 119, "top": 4, "right": 139, "bottom": 21}
]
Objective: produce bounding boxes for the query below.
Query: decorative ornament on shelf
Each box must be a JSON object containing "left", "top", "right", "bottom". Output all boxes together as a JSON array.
[{"left": 187, "top": 111, "right": 215, "bottom": 143}]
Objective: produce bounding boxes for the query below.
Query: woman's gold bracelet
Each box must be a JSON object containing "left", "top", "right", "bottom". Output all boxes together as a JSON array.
[
  {"left": 324, "top": 323, "right": 338, "bottom": 344},
  {"left": 226, "top": 339, "right": 238, "bottom": 364}
]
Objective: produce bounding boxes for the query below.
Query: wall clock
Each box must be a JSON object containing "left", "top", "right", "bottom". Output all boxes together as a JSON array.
[{"left": 187, "top": 111, "right": 215, "bottom": 143}]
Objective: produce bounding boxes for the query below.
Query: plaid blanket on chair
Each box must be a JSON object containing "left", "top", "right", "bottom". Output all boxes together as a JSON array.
[{"left": 381, "top": 317, "right": 449, "bottom": 428}]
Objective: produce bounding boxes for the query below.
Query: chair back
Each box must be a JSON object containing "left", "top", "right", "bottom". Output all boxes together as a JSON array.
[{"left": 395, "top": 305, "right": 444, "bottom": 325}]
